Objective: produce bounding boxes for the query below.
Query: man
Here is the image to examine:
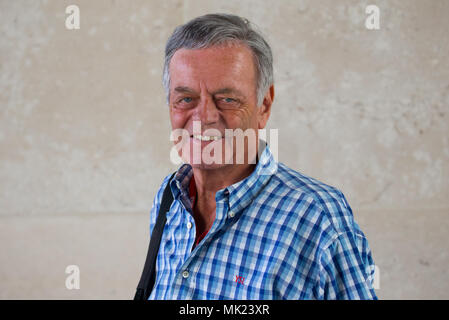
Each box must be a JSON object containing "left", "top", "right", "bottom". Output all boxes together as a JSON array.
[{"left": 147, "top": 13, "right": 377, "bottom": 299}]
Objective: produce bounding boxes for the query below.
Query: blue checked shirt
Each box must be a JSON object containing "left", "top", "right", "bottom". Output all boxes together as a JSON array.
[{"left": 148, "top": 144, "right": 377, "bottom": 300}]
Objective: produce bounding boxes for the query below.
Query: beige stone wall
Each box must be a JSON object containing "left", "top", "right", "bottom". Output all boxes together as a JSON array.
[{"left": 1, "top": 0, "right": 448, "bottom": 299}]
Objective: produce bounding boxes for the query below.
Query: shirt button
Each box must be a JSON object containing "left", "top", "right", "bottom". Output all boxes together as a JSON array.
[
  {"left": 182, "top": 270, "right": 190, "bottom": 279},
  {"left": 229, "top": 211, "right": 235, "bottom": 218},
  {"left": 187, "top": 222, "right": 192, "bottom": 229}
]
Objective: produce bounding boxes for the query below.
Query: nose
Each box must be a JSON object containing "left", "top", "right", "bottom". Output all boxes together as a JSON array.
[{"left": 195, "top": 95, "right": 219, "bottom": 125}]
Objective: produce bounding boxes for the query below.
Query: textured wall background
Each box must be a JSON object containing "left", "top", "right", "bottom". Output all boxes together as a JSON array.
[{"left": 1, "top": 0, "right": 448, "bottom": 299}]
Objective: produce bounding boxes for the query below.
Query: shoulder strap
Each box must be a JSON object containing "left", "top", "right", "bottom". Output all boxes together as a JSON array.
[{"left": 134, "top": 172, "right": 176, "bottom": 300}]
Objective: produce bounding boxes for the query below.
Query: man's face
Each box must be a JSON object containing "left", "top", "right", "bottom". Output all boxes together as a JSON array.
[{"left": 168, "top": 44, "right": 270, "bottom": 169}]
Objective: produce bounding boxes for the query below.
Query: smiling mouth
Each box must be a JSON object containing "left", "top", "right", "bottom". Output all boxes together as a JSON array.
[{"left": 191, "top": 134, "right": 221, "bottom": 141}]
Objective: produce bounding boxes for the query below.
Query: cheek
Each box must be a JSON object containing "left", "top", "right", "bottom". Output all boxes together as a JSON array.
[
  {"left": 232, "top": 107, "right": 257, "bottom": 129},
  {"left": 170, "top": 108, "right": 189, "bottom": 129},
  {"left": 169, "top": 110, "right": 189, "bottom": 147}
]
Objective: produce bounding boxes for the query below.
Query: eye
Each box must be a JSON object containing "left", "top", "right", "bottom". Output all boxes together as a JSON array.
[
  {"left": 173, "top": 96, "right": 196, "bottom": 109},
  {"left": 181, "top": 97, "right": 193, "bottom": 103},
  {"left": 215, "top": 97, "right": 240, "bottom": 109}
]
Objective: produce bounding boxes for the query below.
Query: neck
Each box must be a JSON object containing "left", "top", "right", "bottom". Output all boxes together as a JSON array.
[
  {"left": 189, "top": 140, "right": 264, "bottom": 233},
  {"left": 191, "top": 162, "right": 256, "bottom": 235}
]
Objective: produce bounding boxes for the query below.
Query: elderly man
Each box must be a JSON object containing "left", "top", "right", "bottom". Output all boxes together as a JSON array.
[{"left": 136, "top": 13, "right": 377, "bottom": 300}]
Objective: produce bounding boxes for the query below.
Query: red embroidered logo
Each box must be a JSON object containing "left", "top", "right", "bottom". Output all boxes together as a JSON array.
[{"left": 235, "top": 275, "right": 245, "bottom": 285}]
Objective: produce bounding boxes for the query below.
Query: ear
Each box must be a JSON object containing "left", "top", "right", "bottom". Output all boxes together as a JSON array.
[{"left": 258, "top": 85, "right": 274, "bottom": 129}]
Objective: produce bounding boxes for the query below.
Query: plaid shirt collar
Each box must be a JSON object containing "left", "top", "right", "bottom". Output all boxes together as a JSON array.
[{"left": 168, "top": 140, "right": 278, "bottom": 221}]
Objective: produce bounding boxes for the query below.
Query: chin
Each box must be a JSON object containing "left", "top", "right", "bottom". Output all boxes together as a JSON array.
[{"left": 178, "top": 138, "right": 235, "bottom": 170}]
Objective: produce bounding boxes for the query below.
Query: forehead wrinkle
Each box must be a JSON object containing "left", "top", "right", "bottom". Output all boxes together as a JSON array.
[
  {"left": 170, "top": 46, "right": 257, "bottom": 101},
  {"left": 171, "top": 46, "right": 255, "bottom": 81}
]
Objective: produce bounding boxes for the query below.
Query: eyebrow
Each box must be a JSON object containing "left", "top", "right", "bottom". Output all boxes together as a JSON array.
[
  {"left": 173, "top": 86, "right": 197, "bottom": 94},
  {"left": 173, "top": 86, "right": 245, "bottom": 98},
  {"left": 212, "top": 88, "right": 245, "bottom": 98}
]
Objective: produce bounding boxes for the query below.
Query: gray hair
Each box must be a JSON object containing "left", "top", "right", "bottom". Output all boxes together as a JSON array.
[{"left": 163, "top": 13, "right": 273, "bottom": 106}]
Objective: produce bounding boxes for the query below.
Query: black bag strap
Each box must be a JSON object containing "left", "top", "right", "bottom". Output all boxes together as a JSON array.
[{"left": 134, "top": 172, "right": 176, "bottom": 300}]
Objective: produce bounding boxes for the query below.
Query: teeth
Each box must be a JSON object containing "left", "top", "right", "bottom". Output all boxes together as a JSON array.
[{"left": 193, "top": 134, "right": 220, "bottom": 141}]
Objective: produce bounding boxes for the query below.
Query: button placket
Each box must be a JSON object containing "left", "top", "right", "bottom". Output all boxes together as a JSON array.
[
  {"left": 185, "top": 214, "right": 196, "bottom": 251},
  {"left": 177, "top": 195, "right": 228, "bottom": 285}
]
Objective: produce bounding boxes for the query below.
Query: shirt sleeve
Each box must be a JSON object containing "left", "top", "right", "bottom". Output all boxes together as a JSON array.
[{"left": 317, "top": 230, "right": 378, "bottom": 300}]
